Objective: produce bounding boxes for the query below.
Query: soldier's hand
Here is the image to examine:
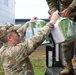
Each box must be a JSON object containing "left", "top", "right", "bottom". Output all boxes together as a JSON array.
[
  {"left": 59, "top": 7, "right": 72, "bottom": 18},
  {"left": 48, "top": 15, "right": 52, "bottom": 20},
  {"left": 50, "top": 13, "right": 59, "bottom": 24},
  {"left": 30, "top": 17, "right": 38, "bottom": 22}
]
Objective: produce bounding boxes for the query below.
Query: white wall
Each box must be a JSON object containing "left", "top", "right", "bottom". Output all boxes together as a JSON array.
[{"left": 0, "top": 0, "right": 15, "bottom": 25}]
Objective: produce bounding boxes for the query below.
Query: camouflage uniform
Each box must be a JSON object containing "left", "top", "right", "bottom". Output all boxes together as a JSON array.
[
  {"left": 46, "top": 0, "right": 76, "bottom": 20},
  {"left": 0, "top": 22, "right": 54, "bottom": 75},
  {"left": 46, "top": 0, "right": 76, "bottom": 74}
]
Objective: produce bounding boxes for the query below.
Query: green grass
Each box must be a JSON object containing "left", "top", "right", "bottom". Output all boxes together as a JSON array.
[
  {"left": 0, "top": 62, "right": 4, "bottom": 75},
  {"left": 29, "top": 49, "right": 46, "bottom": 75},
  {"left": 0, "top": 49, "right": 46, "bottom": 75}
]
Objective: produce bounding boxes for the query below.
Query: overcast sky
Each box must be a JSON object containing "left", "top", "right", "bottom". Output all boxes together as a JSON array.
[{"left": 15, "top": 0, "right": 49, "bottom": 19}]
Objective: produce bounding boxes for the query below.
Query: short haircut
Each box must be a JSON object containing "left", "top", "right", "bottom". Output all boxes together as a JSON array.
[{"left": 0, "top": 30, "right": 17, "bottom": 43}]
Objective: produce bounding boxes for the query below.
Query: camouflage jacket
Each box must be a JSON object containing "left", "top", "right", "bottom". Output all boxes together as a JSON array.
[
  {"left": 46, "top": 0, "right": 76, "bottom": 20},
  {"left": 0, "top": 22, "right": 53, "bottom": 75}
]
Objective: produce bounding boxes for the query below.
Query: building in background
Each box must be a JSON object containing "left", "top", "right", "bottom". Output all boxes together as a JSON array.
[
  {"left": 15, "top": 19, "right": 49, "bottom": 25},
  {"left": 0, "top": 0, "right": 15, "bottom": 25}
]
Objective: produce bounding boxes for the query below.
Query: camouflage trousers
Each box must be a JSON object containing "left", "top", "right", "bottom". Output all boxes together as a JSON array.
[{"left": 60, "top": 41, "right": 74, "bottom": 64}]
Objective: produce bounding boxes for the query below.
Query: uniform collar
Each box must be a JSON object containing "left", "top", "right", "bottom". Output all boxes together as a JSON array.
[{"left": 3, "top": 43, "right": 14, "bottom": 47}]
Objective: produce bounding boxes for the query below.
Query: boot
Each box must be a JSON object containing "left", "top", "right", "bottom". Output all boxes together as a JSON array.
[
  {"left": 60, "top": 42, "right": 74, "bottom": 75},
  {"left": 61, "top": 62, "right": 73, "bottom": 75}
]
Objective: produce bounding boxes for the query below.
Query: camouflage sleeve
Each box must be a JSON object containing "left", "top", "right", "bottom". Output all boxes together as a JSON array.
[
  {"left": 17, "top": 21, "right": 30, "bottom": 33},
  {"left": 69, "top": 0, "right": 76, "bottom": 12},
  {"left": 46, "top": 0, "right": 58, "bottom": 15},
  {"left": 17, "top": 21, "right": 30, "bottom": 40},
  {"left": 17, "top": 22, "right": 54, "bottom": 56}
]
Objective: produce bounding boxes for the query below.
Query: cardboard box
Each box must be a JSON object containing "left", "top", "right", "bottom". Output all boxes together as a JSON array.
[
  {"left": 51, "top": 17, "right": 76, "bottom": 43},
  {"left": 26, "top": 20, "right": 50, "bottom": 44}
]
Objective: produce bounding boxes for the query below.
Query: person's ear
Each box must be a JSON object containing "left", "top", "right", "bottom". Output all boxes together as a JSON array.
[{"left": 8, "top": 36, "right": 12, "bottom": 41}]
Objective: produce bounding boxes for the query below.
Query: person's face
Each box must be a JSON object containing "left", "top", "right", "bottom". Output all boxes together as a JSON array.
[{"left": 9, "top": 31, "right": 19, "bottom": 45}]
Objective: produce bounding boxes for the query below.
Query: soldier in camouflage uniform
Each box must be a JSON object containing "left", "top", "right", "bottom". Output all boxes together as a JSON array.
[
  {"left": 46, "top": 0, "right": 76, "bottom": 74},
  {"left": 0, "top": 14, "right": 59, "bottom": 75}
]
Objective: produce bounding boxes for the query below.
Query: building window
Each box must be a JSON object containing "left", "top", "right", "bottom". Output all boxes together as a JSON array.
[{"left": 3, "top": 0, "right": 8, "bottom": 6}]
